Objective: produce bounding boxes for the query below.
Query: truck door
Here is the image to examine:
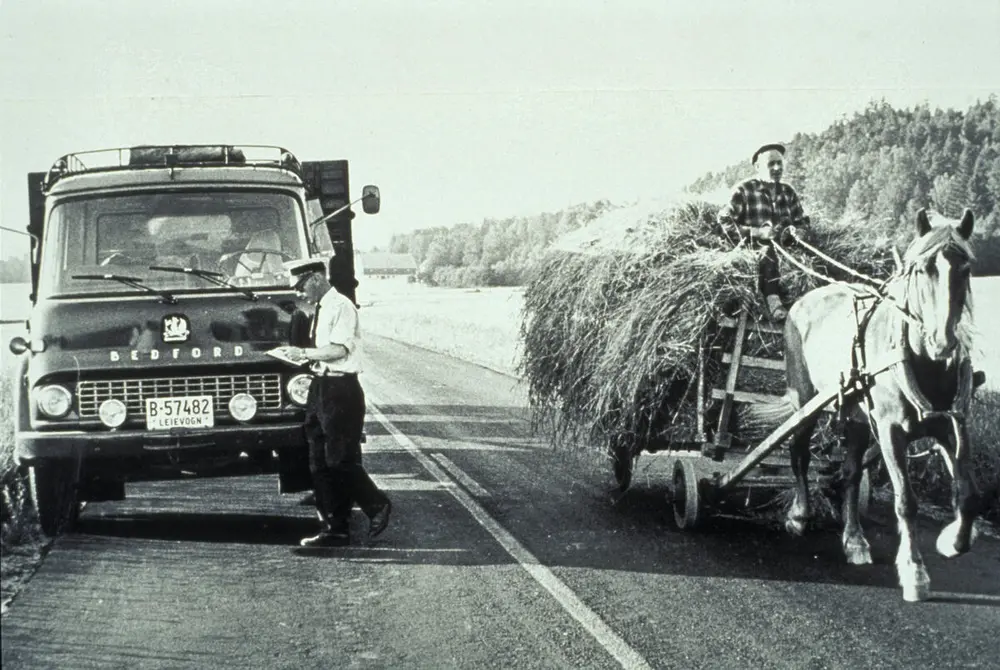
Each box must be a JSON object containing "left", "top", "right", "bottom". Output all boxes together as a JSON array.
[{"left": 300, "top": 160, "right": 357, "bottom": 303}]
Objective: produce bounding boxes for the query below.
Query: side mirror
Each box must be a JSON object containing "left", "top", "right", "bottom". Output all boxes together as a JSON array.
[
  {"left": 9, "top": 336, "right": 29, "bottom": 355},
  {"left": 361, "top": 185, "right": 380, "bottom": 215}
]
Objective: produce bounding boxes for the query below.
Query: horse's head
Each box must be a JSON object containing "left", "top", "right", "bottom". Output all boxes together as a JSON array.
[{"left": 900, "top": 208, "right": 975, "bottom": 360}]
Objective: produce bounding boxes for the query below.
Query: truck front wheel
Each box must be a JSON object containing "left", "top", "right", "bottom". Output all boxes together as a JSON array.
[{"left": 29, "top": 460, "right": 81, "bottom": 537}]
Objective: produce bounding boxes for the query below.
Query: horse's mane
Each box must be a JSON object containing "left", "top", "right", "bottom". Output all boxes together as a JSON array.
[
  {"left": 899, "top": 222, "right": 977, "bottom": 353},
  {"left": 902, "top": 224, "right": 975, "bottom": 266}
]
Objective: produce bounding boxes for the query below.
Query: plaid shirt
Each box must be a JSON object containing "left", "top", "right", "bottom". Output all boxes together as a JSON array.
[{"left": 717, "top": 179, "right": 806, "bottom": 242}]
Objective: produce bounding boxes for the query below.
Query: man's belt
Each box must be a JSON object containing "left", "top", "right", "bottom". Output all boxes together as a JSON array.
[{"left": 312, "top": 371, "right": 359, "bottom": 379}]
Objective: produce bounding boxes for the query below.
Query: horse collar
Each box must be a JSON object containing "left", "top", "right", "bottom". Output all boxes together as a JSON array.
[{"left": 895, "top": 315, "right": 972, "bottom": 423}]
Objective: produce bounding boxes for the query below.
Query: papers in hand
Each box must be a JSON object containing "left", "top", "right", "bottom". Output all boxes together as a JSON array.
[{"left": 266, "top": 346, "right": 310, "bottom": 367}]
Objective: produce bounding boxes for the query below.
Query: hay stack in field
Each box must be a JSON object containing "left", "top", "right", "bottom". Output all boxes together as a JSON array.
[{"left": 519, "top": 198, "right": 898, "bottom": 452}]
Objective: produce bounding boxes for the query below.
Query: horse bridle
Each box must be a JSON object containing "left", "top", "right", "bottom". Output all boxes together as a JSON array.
[{"left": 856, "top": 259, "right": 973, "bottom": 462}]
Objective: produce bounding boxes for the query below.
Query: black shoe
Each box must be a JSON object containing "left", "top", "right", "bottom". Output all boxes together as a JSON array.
[
  {"left": 299, "top": 529, "right": 349, "bottom": 548},
  {"left": 368, "top": 500, "right": 392, "bottom": 538}
]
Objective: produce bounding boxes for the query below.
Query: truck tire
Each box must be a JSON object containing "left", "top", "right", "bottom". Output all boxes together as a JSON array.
[{"left": 30, "top": 460, "right": 81, "bottom": 537}]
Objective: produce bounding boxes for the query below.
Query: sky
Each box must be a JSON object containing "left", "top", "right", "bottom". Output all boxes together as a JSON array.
[{"left": 1, "top": 0, "right": 998, "bottom": 259}]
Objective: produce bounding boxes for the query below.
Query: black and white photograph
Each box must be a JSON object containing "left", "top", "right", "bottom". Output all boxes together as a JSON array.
[{"left": 1, "top": 1, "right": 999, "bottom": 668}]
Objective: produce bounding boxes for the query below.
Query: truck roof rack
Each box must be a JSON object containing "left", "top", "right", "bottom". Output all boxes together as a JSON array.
[{"left": 43, "top": 144, "right": 303, "bottom": 190}]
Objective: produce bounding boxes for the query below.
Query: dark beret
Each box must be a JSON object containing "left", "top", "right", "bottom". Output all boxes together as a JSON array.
[{"left": 752, "top": 143, "right": 786, "bottom": 164}]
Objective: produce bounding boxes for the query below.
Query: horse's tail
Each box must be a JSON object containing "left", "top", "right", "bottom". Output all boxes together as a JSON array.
[{"left": 743, "top": 391, "right": 799, "bottom": 436}]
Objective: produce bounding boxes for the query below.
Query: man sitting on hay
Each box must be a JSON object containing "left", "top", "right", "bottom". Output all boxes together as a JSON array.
[{"left": 718, "top": 142, "right": 810, "bottom": 322}]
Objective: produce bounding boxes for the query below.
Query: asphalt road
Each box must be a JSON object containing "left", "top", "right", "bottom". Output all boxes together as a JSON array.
[{"left": 2, "top": 334, "right": 999, "bottom": 669}]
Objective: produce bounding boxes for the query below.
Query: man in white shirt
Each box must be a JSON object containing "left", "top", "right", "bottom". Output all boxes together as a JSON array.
[{"left": 286, "top": 258, "right": 391, "bottom": 547}]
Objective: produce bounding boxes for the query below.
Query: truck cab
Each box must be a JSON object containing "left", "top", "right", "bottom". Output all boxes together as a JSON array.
[{"left": 9, "top": 144, "right": 380, "bottom": 535}]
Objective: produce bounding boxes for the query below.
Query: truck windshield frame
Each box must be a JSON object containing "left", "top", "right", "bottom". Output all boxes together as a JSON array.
[{"left": 37, "top": 189, "right": 306, "bottom": 298}]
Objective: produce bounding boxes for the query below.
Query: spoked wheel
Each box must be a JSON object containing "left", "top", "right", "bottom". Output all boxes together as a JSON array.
[
  {"left": 672, "top": 458, "right": 707, "bottom": 530},
  {"left": 609, "top": 437, "right": 636, "bottom": 492}
]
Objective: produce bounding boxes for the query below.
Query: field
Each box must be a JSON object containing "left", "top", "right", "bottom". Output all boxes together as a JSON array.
[{"left": 359, "top": 280, "right": 524, "bottom": 377}]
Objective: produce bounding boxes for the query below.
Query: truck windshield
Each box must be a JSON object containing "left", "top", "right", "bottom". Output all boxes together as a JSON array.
[{"left": 38, "top": 191, "right": 304, "bottom": 297}]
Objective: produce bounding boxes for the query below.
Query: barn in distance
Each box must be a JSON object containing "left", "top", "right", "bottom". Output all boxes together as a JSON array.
[{"left": 356, "top": 250, "right": 418, "bottom": 282}]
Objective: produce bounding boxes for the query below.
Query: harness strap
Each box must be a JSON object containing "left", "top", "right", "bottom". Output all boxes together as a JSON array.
[
  {"left": 769, "top": 237, "right": 972, "bottom": 439},
  {"left": 788, "top": 228, "right": 883, "bottom": 286},
  {"left": 772, "top": 242, "right": 924, "bottom": 329}
]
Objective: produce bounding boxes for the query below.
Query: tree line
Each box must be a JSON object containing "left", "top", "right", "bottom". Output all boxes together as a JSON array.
[
  {"left": 390, "top": 98, "right": 1000, "bottom": 285},
  {"left": 388, "top": 201, "right": 615, "bottom": 287},
  {"left": 0, "top": 255, "right": 30, "bottom": 283}
]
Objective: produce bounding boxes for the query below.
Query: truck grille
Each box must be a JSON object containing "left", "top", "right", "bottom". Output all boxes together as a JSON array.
[{"left": 77, "top": 374, "right": 283, "bottom": 418}]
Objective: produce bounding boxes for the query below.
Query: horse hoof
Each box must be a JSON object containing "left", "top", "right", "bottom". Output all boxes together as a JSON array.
[
  {"left": 935, "top": 519, "right": 975, "bottom": 558},
  {"left": 899, "top": 563, "right": 931, "bottom": 602},
  {"left": 844, "top": 543, "right": 873, "bottom": 565},
  {"left": 901, "top": 582, "right": 931, "bottom": 603},
  {"left": 936, "top": 537, "right": 961, "bottom": 559},
  {"left": 785, "top": 517, "right": 807, "bottom": 536}
]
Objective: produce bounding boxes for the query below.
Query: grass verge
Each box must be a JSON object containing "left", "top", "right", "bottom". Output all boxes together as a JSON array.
[
  {"left": 0, "top": 379, "right": 38, "bottom": 550},
  {"left": 1, "top": 377, "right": 44, "bottom": 611}
]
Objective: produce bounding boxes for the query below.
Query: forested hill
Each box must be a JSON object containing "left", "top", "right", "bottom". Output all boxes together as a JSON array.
[
  {"left": 390, "top": 98, "right": 1000, "bottom": 286},
  {"left": 687, "top": 99, "right": 1000, "bottom": 234}
]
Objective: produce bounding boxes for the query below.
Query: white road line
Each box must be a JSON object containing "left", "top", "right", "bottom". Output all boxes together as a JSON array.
[
  {"left": 430, "top": 452, "right": 491, "bottom": 498},
  {"left": 367, "top": 402, "right": 652, "bottom": 670}
]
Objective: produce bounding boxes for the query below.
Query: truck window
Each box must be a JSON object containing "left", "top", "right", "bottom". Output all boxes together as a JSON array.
[
  {"left": 38, "top": 191, "right": 305, "bottom": 297},
  {"left": 307, "top": 199, "right": 335, "bottom": 255}
]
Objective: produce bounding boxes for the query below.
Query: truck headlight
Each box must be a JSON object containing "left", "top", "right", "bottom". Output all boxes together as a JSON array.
[
  {"left": 228, "top": 393, "right": 258, "bottom": 421},
  {"left": 286, "top": 374, "right": 311, "bottom": 406},
  {"left": 98, "top": 399, "right": 127, "bottom": 428},
  {"left": 36, "top": 384, "right": 73, "bottom": 418}
]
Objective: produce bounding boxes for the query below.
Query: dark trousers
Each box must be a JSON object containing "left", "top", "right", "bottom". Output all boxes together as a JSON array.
[
  {"left": 758, "top": 243, "right": 780, "bottom": 297},
  {"left": 303, "top": 375, "right": 387, "bottom": 528}
]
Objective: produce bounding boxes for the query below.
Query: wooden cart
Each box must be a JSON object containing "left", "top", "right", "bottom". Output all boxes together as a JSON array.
[{"left": 611, "top": 310, "right": 874, "bottom": 529}]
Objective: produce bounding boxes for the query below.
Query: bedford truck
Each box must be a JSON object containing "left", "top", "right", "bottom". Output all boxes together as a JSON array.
[{"left": 8, "top": 144, "right": 380, "bottom": 535}]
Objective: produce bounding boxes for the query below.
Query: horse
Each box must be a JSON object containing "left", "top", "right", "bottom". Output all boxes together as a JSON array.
[{"left": 754, "top": 207, "right": 980, "bottom": 602}]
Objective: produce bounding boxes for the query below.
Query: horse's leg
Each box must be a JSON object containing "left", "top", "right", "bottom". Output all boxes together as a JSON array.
[
  {"left": 840, "top": 419, "right": 873, "bottom": 565},
  {"left": 876, "top": 420, "right": 929, "bottom": 602},
  {"left": 786, "top": 421, "right": 816, "bottom": 536},
  {"left": 936, "top": 421, "right": 981, "bottom": 558},
  {"left": 783, "top": 316, "right": 815, "bottom": 536}
]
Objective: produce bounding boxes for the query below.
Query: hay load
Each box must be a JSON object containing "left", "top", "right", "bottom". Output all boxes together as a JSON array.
[{"left": 518, "top": 197, "right": 898, "bottom": 452}]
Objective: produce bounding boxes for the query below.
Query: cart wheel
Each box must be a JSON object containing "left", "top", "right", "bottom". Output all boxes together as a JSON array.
[
  {"left": 610, "top": 438, "right": 635, "bottom": 492},
  {"left": 857, "top": 467, "right": 872, "bottom": 519},
  {"left": 672, "top": 458, "right": 706, "bottom": 530}
]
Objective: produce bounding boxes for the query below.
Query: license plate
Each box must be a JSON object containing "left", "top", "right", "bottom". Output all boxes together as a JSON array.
[{"left": 145, "top": 396, "right": 214, "bottom": 430}]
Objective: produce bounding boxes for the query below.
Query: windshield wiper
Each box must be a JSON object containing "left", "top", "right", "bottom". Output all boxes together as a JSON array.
[
  {"left": 149, "top": 265, "right": 258, "bottom": 301},
  {"left": 72, "top": 273, "right": 177, "bottom": 304}
]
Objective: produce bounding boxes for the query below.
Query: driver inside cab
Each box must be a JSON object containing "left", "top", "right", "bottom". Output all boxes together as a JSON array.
[
  {"left": 232, "top": 228, "right": 285, "bottom": 277},
  {"left": 224, "top": 209, "right": 286, "bottom": 278}
]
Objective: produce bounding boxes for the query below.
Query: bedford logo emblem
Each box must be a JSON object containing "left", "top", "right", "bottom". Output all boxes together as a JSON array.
[{"left": 162, "top": 314, "right": 191, "bottom": 343}]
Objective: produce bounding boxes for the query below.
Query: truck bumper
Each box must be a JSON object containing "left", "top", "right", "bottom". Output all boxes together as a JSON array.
[{"left": 15, "top": 423, "right": 306, "bottom": 465}]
